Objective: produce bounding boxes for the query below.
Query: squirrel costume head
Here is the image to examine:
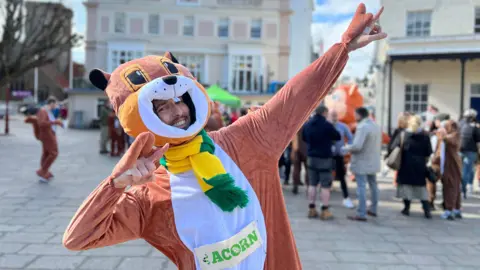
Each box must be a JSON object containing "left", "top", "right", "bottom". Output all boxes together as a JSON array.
[
  {"left": 90, "top": 52, "right": 249, "bottom": 212},
  {"left": 89, "top": 52, "right": 211, "bottom": 146}
]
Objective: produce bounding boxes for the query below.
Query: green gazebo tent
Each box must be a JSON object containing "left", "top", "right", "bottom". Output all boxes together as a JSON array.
[{"left": 206, "top": 84, "right": 241, "bottom": 108}]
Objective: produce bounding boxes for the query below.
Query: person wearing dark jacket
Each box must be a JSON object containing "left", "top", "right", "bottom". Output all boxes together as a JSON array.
[
  {"left": 459, "top": 109, "right": 480, "bottom": 198},
  {"left": 390, "top": 115, "right": 432, "bottom": 219},
  {"left": 303, "top": 105, "right": 341, "bottom": 220}
]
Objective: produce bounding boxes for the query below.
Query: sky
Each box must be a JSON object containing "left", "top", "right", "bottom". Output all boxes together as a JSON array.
[
  {"left": 65, "top": 0, "right": 381, "bottom": 79},
  {"left": 312, "top": 0, "right": 381, "bottom": 79}
]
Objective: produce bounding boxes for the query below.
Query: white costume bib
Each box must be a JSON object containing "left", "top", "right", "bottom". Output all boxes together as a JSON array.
[{"left": 169, "top": 143, "right": 267, "bottom": 270}]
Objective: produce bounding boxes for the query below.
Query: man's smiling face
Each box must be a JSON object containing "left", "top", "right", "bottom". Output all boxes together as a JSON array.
[{"left": 152, "top": 97, "right": 191, "bottom": 130}]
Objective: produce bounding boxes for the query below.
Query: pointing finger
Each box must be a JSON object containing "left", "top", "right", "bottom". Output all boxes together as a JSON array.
[
  {"left": 373, "top": 6, "right": 384, "bottom": 22},
  {"left": 111, "top": 132, "right": 155, "bottom": 178},
  {"left": 148, "top": 143, "right": 170, "bottom": 163}
]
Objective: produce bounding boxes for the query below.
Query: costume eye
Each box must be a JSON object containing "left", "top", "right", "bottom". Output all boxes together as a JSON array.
[
  {"left": 164, "top": 61, "right": 179, "bottom": 74},
  {"left": 126, "top": 70, "right": 147, "bottom": 85}
]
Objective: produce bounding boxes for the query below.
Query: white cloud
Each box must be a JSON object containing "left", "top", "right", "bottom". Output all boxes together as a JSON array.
[
  {"left": 314, "top": 0, "right": 380, "bottom": 16},
  {"left": 312, "top": 0, "right": 381, "bottom": 79}
]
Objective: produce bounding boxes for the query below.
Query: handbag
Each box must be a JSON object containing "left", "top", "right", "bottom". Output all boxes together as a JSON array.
[{"left": 386, "top": 132, "right": 405, "bottom": 170}]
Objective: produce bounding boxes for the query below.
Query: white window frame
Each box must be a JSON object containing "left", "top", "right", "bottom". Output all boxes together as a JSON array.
[
  {"left": 114, "top": 12, "right": 126, "bottom": 34},
  {"left": 475, "top": 7, "right": 480, "bottom": 33},
  {"left": 177, "top": 0, "right": 200, "bottom": 6},
  {"left": 471, "top": 83, "right": 480, "bottom": 97},
  {"left": 218, "top": 18, "right": 229, "bottom": 38},
  {"left": 177, "top": 55, "right": 204, "bottom": 83},
  {"left": 250, "top": 19, "right": 262, "bottom": 39},
  {"left": 229, "top": 55, "right": 264, "bottom": 93},
  {"left": 148, "top": 14, "right": 160, "bottom": 35},
  {"left": 183, "top": 16, "right": 195, "bottom": 36},
  {"left": 406, "top": 11, "right": 431, "bottom": 37},
  {"left": 110, "top": 50, "right": 144, "bottom": 72},
  {"left": 404, "top": 84, "right": 428, "bottom": 113}
]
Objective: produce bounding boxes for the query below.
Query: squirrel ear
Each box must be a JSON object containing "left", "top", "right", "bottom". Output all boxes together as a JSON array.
[
  {"left": 163, "top": 51, "right": 179, "bottom": 64},
  {"left": 89, "top": 69, "right": 111, "bottom": 91}
]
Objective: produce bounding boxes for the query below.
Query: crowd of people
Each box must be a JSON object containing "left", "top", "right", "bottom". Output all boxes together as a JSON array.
[{"left": 279, "top": 103, "right": 480, "bottom": 222}]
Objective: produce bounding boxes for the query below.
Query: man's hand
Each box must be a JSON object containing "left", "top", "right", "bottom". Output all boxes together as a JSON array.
[
  {"left": 111, "top": 132, "right": 169, "bottom": 189},
  {"left": 342, "top": 4, "right": 387, "bottom": 52}
]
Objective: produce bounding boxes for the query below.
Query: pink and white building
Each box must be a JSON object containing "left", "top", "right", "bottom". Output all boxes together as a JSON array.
[{"left": 83, "top": 0, "right": 296, "bottom": 95}]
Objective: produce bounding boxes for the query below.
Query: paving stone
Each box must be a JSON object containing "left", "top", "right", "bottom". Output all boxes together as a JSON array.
[
  {"left": 0, "top": 254, "right": 36, "bottom": 269},
  {"left": 310, "top": 262, "right": 372, "bottom": 270},
  {"left": 0, "top": 243, "right": 25, "bottom": 254},
  {"left": 1, "top": 232, "right": 54, "bottom": 243},
  {"left": 79, "top": 257, "right": 122, "bottom": 270},
  {"left": 396, "top": 254, "right": 442, "bottom": 265},
  {"left": 298, "top": 250, "right": 337, "bottom": 262},
  {"left": 18, "top": 244, "right": 78, "bottom": 256},
  {"left": 335, "top": 252, "right": 402, "bottom": 264},
  {"left": 27, "top": 255, "right": 86, "bottom": 269},
  {"left": 383, "top": 235, "right": 433, "bottom": 244},
  {"left": 117, "top": 257, "right": 168, "bottom": 270},
  {"left": 81, "top": 245, "right": 151, "bottom": 257},
  {"left": 446, "top": 255, "right": 480, "bottom": 266},
  {"left": 376, "top": 265, "right": 418, "bottom": 270},
  {"left": 0, "top": 225, "right": 25, "bottom": 232}
]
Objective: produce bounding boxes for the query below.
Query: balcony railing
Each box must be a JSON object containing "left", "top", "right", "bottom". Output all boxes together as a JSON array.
[{"left": 217, "top": 0, "right": 262, "bottom": 6}]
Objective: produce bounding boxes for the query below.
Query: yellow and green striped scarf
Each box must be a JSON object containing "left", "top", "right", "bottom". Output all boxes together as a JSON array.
[{"left": 160, "top": 130, "right": 249, "bottom": 212}]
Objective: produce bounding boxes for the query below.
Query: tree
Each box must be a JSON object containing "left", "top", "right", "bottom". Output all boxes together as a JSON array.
[
  {"left": 0, "top": 0, "right": 81, "bottom": 134},
  {"left": 0, "top": 0, "right": 81, "bottom": 90}
]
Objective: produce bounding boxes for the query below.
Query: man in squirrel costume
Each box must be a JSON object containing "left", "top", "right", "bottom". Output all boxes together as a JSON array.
[{"left": 63, "top": 4, "right": 385, "bottom": 269}]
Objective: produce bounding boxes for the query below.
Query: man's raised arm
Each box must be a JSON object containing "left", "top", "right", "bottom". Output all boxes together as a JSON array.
[{"left": 212, "top": 4, "right": 386, "bottom": 159}]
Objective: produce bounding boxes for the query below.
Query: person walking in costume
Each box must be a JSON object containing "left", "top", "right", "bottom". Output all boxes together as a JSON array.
[
  {"left": 36, "top": 96, "right": 63, "bottom": 182},
  {"left": 63, "top": 4, "right": 386, "bottom": 269},
  {"left": 436, "top": 120, "right": 463, "bottom": 220}
]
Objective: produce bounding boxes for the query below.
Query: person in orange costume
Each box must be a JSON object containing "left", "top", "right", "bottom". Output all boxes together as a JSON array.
[
  {"left": 63, "top": 4, "right": 386, "bottom": 269},
  {"left": 35, "top": 97, "right": 63, "bottom": 182}
]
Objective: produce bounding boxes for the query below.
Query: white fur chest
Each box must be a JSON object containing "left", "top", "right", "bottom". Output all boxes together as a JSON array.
[{"left": 169, "top": 143, "right": 267, "bottom": 270}]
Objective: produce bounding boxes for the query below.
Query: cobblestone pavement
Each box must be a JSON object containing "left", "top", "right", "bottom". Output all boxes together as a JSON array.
[{"left": 1, "top": 117, "right": 480, "bottom": 270}]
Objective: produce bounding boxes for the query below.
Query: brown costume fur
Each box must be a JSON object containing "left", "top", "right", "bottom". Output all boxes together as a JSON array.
[{"left": 63, "top": 4, "right": 375, "bottom": 269}]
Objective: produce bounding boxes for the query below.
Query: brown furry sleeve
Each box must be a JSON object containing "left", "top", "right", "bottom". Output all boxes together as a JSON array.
[{"left": 210, "top": 43, "right": 349, "bottom": 165}]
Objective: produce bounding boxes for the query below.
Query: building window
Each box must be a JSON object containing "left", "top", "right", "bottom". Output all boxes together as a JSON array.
[
  {"left": 110, "top": 50, "right": 144, "bottom": 72},
  {"left": 250, "top": 19, "right": 262, "bottom": 39},
  {"left": 405, "top": 84, "right": 428, "bottom": 113},
  {"left": 114, "top": 12, "right": 126, "bottom": 33},
  {"left": 475, "top": 8, "right": 480, "bottom": 33},
  {"left": 218, "top": 18, "right": 229, "bottom": 38},
  {"left": 471, "top": 83, "right": 480, "bottom": 96},
  {"left": 183, "top": 16, "right": 194, "bottom": 36},
  {"left": 406, "top": 11, "right": 431, "bottom": 37},
  {"left": 149, "top": 14, "right": 160, "bottom": 34},
  {"left": 231, "top": 55, "right": 263, "bottom": 93},
  {"left": 177, "top": 55, "right": 204, "bottom": 83}
]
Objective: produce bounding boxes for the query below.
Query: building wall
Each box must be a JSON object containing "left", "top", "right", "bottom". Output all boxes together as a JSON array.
[
  {"left": 83, "top": 0, "right": 295, "bottom": 97},
  {"left": 67, "top": 92, "right": 108, "bottom": 127},
  {"left": 374, "top": 0, "right": 480, "bottom": 132},
  {"left": 379, "top": 60, "right": 480, "bottom": 130},
  {"left": 380, "top": 0, "right": 480, "bottom": 38},
  {"left": 288, "top": 0, "right": 313, "bottom": 79}
]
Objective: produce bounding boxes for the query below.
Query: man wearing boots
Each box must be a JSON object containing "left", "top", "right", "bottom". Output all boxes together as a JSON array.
[{"left": 303, "top": 106, "right": 340, "bottom": 219}]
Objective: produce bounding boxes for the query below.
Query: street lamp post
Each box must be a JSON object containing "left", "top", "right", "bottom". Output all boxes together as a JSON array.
[{"left": 4, "top": 87, "right": 10, "bottom": 135}]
